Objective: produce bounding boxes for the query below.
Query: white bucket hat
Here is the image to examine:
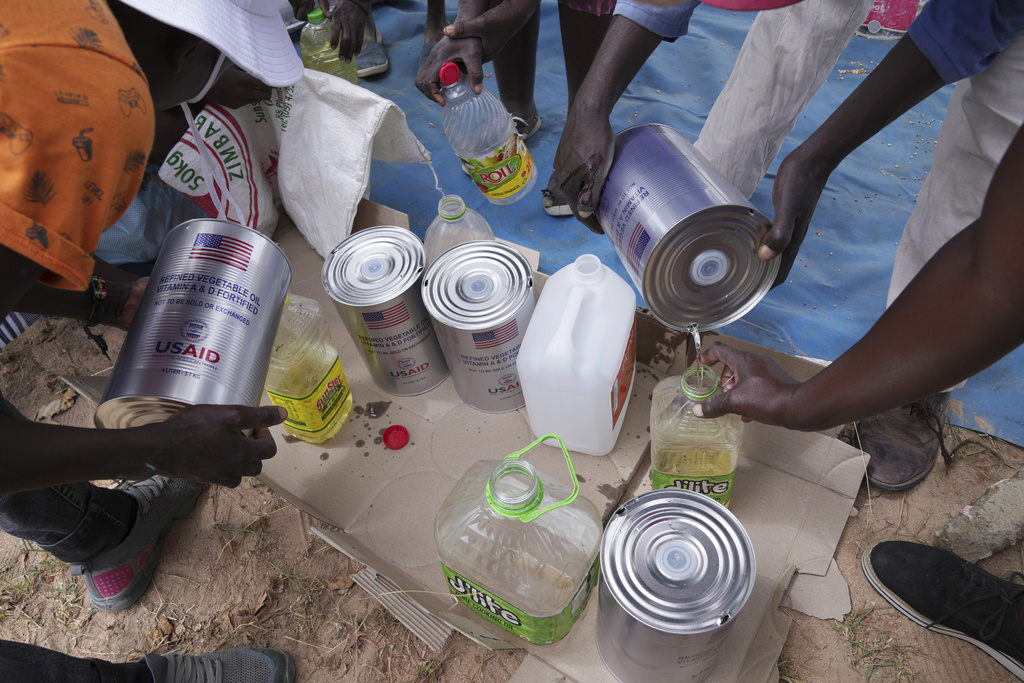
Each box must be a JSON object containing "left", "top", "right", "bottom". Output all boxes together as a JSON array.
[{"left": 119, "top": 0, "right": 304, "bottom": 87}]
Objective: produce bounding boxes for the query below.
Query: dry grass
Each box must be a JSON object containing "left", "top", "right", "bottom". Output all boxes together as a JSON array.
[{"left": 832, "top": 606, "right": 919, "bottom": 681}]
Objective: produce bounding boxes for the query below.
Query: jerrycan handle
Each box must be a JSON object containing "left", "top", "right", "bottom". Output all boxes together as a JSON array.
[
  {"left": 546, "top": 286, "right": 588, "bottom": 363},
  {"left": 486, "top": 434, "right": 580, "bottom": 523}
]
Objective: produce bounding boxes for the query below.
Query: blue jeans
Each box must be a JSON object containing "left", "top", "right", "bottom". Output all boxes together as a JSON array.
[
  {"left": 0, "top": 394, "right": 135, "bottom": 563},
  {"left": 0, "top": 640, "right": 154, "bottom": 683}
]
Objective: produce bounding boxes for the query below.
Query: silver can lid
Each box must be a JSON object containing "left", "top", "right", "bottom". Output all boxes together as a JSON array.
[
  {"left": 421, "top": 241, "right": 533, "bottom": 330},
  {"left": 643, "top": 207, "right": 778, "bottom": 331},
  {"left": 601, "top": 488, "right": 755, "bottom": 634},
  {"left": 322, "top": 227, "right": 425, "bottom": 306}
]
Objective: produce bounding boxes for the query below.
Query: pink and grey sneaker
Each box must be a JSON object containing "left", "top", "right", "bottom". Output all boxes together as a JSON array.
[{"left": 70, "top": 476, "right": 203, "bottom": 611}]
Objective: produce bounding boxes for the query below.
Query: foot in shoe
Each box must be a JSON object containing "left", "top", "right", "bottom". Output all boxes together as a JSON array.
[
  {"left": 70, "top": 476, "right": 202, "bottom": 611},
  {"left": 541, "top": 188, "right": 572, "bottom": 217},
  {"left": 147, "top": 647, "right": 295, "bottom": 683},
  {"left": 857, "top": 391, "right": 951, "bottom": 491},
  {"left": 862, "top": 540, "right": 1024, "bottom": 679}
]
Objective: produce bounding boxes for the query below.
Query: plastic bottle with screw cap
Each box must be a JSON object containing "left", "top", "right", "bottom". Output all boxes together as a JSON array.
[
  {"left": 434, "top": 435, "right": 602, "bottom": 644},
  {"left": 299, "top": 8, "right": 358, "bottom": 84},
  {"left": 517, "top": 254, "right": 637, "bottom": 456},
  {"left": 423, "top": 194, "right": 495, "bottom": 265},
  {"left": 438, "top": 62, "right": 536, "bottom": 205},
  {"left": 649, "top": 364, "right": 743, "bottom": 506},
  {"left": 264, "top": 293, "right": 353, "bottom": 443}
]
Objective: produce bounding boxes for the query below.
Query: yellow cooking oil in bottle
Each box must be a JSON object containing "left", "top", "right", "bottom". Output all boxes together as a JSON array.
[
  {"left": 650, "top": 364, "right": 742, "bottom": 506},
  {"left": 265, "top": 293, "right": 352, "bottom": 443}
]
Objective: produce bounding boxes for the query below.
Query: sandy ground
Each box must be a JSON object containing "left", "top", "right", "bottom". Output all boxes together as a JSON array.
[{"left": 2, "top": 316, "right": 1023, "bottom": 682}]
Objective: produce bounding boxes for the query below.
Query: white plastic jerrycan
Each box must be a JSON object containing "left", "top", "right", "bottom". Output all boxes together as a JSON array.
[{"left": 517, "top": 254, "right": 637, "bottom": 456}]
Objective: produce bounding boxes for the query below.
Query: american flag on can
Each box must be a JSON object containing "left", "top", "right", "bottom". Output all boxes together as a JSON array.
[
  {"left": 626, "top": 222, "right": 650, "bottom": 274},
  {"left": 362, "top": 301, "right": 410, "bottom": 330},
  {"left": 473, "top": 319, "right": 518, "bottom": 350},
  {"left": 189, "top": 232, "right": 253, "bottom": 271}
]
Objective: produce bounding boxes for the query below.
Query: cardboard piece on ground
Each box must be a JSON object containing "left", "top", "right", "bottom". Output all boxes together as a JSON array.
[
  {"left": 258, "top": 219, "right": 867, "bottom": 682},
  {"left": 782, "top": 559, "right": 852, "bottom": 621}
]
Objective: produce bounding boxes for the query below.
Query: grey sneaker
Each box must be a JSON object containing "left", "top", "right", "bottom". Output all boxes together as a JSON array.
[
  {"left": 146, "top": 648, "right": 295, "bottom": 683},
  {"left": 70, "top": 476, "right": 203, "bottom": 611}
]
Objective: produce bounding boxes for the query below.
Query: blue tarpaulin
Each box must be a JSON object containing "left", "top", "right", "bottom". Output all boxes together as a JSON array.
[{"left": 345, "top": 0, "right": 1024, "bottom": 445}]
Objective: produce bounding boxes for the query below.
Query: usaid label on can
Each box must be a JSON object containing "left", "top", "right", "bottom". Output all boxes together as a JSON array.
[
  {"left": 95, "top": 219, "right": 291, "bottom": 428},
  {"left": 322, "top": 227, "right": 448, "bottom": 396},
  {"left": 596, "top": 123, "right": 778, "bottom": 331},
  {"left": 422, "top": 241, "right": 534, "bottom": 413},
  {"left": 597, "top": 489, "right": 755, "bottom": 683}
]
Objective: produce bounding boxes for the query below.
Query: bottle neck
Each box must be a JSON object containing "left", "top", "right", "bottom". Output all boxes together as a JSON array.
[{"left": 441, "top": 76, "right": 473, "bottom": 107}]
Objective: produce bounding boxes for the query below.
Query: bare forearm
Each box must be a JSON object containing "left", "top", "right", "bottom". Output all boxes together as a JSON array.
[
  {"left": 797, "top": 34, "right": 944, "bottom": 171},
  {"left": 0, "top": 416, "right": 159, "bottom": 494},
  {"left": 573, "top": 16, "right": 663, "bottom": 119},
  {"left": 787, "top": 128, "right": 1024, "bottom": 431}
]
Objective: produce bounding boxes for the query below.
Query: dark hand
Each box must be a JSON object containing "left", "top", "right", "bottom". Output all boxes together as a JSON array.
[
  {"left": 549, "top": 102, "right": 614, "bottom": 234},
  {"left": 143, "top": 405, "right": 286, "bottom": 487},
  {"left": 765, "top": 145, "right": 833, "bottom": 287},
  {"left": 206, "top": 67, "right": 273, "bottom": 109},
  {"left": 415, "top": 35, "right": 485, "bottom": 106},
  {"left": 332, "top": 0, "right": 371, "bottom": 61},
  {"left": 444, "top": 0, "right": 540, "bottom": 66},
  {"left": 691, "top": 342, "right": 801, "bottom": 428}
]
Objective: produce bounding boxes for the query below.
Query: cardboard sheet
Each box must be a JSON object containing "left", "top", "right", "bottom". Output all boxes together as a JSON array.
[{"left": 259, "top": 214, "right": 867, "bottom": 682}]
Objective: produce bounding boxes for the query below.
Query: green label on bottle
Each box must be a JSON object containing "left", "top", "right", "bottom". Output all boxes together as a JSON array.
[
  {"left": 459, "top": 133, "right": 534, "bottom": 200},
  {"left": 651, "top": 470, "right": 735, "bottom": 507},
  {"left": 441, "top": 557, "right": 599, "bottom": 644}
]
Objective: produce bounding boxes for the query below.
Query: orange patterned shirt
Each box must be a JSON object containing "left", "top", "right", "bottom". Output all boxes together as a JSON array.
[{"left": 0, "top": 0, "right": 154, "bottom": 290}]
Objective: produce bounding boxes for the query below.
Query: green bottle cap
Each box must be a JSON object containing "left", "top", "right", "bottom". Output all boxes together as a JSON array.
[
  {"left": 307, "top": 8, "right": 326, "bottom": 23},
  {"left": 681, "top": 364, "right": 718, "bottom": 401}
]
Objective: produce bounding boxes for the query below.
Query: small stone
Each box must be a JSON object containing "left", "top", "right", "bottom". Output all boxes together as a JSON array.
[{"left": 936, "top": 467, "right": 1024, "bottom": 562}]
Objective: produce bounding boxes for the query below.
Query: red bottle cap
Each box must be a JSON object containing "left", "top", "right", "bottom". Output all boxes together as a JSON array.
[
  {"left": 383, "top": 425, "right": 409, "bottom": 449},
  {"left": 439, "top": 62, "right": 462, "bottom": 87}
]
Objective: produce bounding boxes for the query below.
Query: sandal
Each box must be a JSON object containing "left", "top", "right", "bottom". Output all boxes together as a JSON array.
[
  {"left": 542, "top": 188, "right": 573, "bottom": 217},
  {"left": 514, "top": 107, "right": 542, "bottom": 140}
]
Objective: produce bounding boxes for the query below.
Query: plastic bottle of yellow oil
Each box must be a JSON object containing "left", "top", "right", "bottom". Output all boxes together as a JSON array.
[
  {"left": 265, "top": 294, "right": 352, "bottom": 443},
  {"left": 434, "top": 435, "right": 602, "bottom": 645},
  {"left": 650, "top": 364, "right": 742, "bottom": 506},
  {"left": 299, "top": 8, "right": 358, "bottom": 84}
]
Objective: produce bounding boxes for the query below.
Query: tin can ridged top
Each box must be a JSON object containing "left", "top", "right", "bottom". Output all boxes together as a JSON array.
[
  {"left": 643, "top": 206, "right": 777, "bottom": 331},
  {"left": 602, "top": 489, "right": 755, "bottom": 634},
  {"left": 599, "top": 123, "right": 778, "bottom": 331},
  {"left": 421, "top": 241, "right": 533, "bottom": 330},
  {"left": 322, "top": 227, "right": 425, "bottom": 306}
]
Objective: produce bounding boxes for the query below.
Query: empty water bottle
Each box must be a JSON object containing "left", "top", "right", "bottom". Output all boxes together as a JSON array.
[
  {"left": 423, "top": 194, "right": 495, "bottom": 265},
  {"left": 439, "top": 62, "right": 536, "bottom": 205}
]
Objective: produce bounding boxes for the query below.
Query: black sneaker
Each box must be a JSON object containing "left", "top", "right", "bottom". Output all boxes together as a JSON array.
[{"left": 862, "top": 540, "right": 1024, "bottom": 679}]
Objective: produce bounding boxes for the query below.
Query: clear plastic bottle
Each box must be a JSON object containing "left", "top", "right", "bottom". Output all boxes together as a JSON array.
[
  {"left": 650, "top": 365, "right": 743, "bottom": 506},
  {"left": 265, "top": 293, "right": 353, "bottom": 443},
  {"left": 439, "top": 62, "right": 536, "bottom": 205},
  {"left": 423, "top": 194, "right": 495, "bottom": 265},
  {"left": 299, "top": 8, "right": 358, "bottom": 84},
  {"left": 435, "top": 436, "right": 601, "bottom": 645}
]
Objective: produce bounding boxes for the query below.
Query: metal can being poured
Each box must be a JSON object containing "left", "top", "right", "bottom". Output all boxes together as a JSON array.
[{"left": 597, "top": 123, "right": 778, "bottom": 331}]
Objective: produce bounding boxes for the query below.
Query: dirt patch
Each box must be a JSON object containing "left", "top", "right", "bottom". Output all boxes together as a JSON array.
[{"left": 2, "top": 317, "right": 1023, "bottom": 682}]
